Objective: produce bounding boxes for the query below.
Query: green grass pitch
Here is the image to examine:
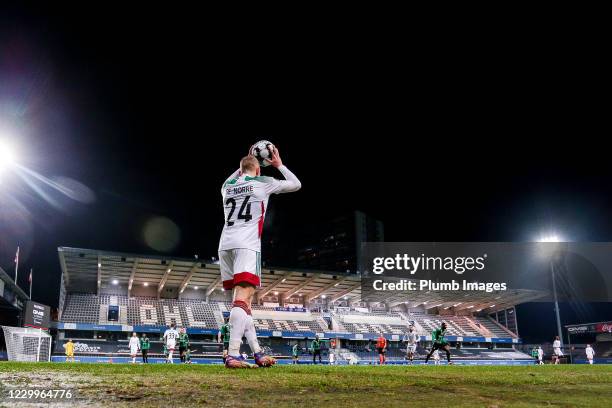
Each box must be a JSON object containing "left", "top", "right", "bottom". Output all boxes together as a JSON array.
[{"left": 0, "top": 362, "right": 611, "bottom": 407}]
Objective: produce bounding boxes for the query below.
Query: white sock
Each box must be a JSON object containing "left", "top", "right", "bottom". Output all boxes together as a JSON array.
[
  {"left": 244, "top": 315, "right": 262, "bottom": 354},
  {"left": 169, "top": 351, "right": 173, "bottom": 363},
  {"left": 228, "top": 306, "right": 248, "bottom": 356}
]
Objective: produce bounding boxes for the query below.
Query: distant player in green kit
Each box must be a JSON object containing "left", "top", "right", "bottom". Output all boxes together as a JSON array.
[
  {"left": 140, "top": 333, "right": 150, "bottom": 363},
  {"left": 178, "top": 328, "right": 190, "bottom": 363},
  {"left": 311, "top": 336, "right": 322, "bottom": 364},
  {"left": 185, "top": 348, "right": 192, "bottom": 364},
  {"left": 531, "top": 347, "right": 539, "bottom": 364},
  {"left": 425, "top": 322, "right": 452, "bottom": 364},
  {"left": 218, "top": 318, "right": 231, "bottom": 364},
  {"left": 162, "top": 344, "right": 168, "bottom": 363}
]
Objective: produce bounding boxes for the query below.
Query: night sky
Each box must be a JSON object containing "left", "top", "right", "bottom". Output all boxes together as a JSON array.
[{"left": 1, "top": 5, "right": 610, "bottom": 342}]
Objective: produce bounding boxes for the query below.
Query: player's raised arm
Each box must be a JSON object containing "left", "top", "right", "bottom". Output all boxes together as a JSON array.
[{"left": 265, "top": 148, "right": 301, "bottom": 193}]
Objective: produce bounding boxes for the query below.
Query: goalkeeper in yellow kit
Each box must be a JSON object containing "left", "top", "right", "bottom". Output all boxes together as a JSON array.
[{"left": 64, "top": 339, "right": 75, "bottom": 362}]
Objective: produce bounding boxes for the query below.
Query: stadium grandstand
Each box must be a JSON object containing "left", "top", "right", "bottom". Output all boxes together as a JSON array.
[
  {"left": 0, "top": 266, "right": 29, "bottom": 324},
  {"left": 1, "top": 265, "right": 33, "bottom": 361},
  {"left": 52, "top": 247, "right": 547, "bottom": 365}
]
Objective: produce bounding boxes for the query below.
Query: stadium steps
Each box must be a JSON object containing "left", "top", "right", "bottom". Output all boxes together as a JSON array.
[
  {"left": 460, "top": 316, "right": 486, "bottom": 337},
  {"left": 466, "top": 317, "right": 493, "bottom": 337},
  {"left": 472, "top": 317, "right": 516, "bottom": 338},
  {"left": 330, "top": 315, "right": 347, "bottom": 332},
  {"left": 214, "top": 308, "right": 224, "bottom": 328},
  {"left": 120, "top": 305, "right": 128, "bottom": 324},
  {"left": 487, "top": 317, "right": 517, "bottom": 337}
]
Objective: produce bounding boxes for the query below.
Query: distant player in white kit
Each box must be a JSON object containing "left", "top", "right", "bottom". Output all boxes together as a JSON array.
[
  {"left": 433, "top": 349, "right": 440, "bottom": 365},
  {"left": 164, "top": 323, "right": 179, "bottom": 364},
  {"left": 403, "top": 325, "right": 419, "bottom": 364},
  {"left": 552, "top": 336, "right": 563, "bottom": 364},
  {"left": 129, "top": 332, "right": 140, "bottom": 364},
  {"left": 585, "top": 344, "right": 595, "bottom": 364},
  {"left": 220, "top": 147, "right": 301, "bottom": 368},
  {"left": 537, "top": 346, "right": 544, "bottom": 365}
]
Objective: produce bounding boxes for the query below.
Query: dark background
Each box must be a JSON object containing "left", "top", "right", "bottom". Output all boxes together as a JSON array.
[{"left": 0, "top": 4, "right": 610, "bottom": 342}]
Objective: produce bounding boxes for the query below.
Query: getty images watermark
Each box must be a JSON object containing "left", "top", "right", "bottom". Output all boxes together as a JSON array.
[
  {"left": 359, "top": 242, "right": 612, "bottom": 302},
  {"left": 370, "top": 252, "right": 507, "bottom": 292}
]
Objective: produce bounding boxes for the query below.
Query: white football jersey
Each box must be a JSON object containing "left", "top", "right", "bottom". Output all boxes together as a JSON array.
[
  {"left": 129, "top": 337, "right": 140, "bottom": 348},
  {"left": 585, "top": 347, "right": 594, "bottom": 358},
  {"left": 219, "top": 166, "right": 301, "bottom": 252},
  {"left": 404, "top": 332, "right": 419, "bottom": 345},
  {"left": 164, "top": 328, "right": 179, "bottom": 344},
  {"left": 553, "top": 340, "right": 561, "bottom": 349}
]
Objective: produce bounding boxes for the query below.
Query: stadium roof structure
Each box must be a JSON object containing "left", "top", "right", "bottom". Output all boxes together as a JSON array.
[{"left": 58, "top": 247, "right": 547, "bottom": 313}]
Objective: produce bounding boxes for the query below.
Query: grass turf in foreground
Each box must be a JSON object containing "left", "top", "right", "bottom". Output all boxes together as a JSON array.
[{"left": 0, "top": 362, "right": 611, "bottom": 407}]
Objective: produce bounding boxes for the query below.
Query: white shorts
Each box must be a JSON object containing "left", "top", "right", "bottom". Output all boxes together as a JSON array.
[
  {"left": 554, "top": 348, "right": 563, "bottom": 356},
  {"left": 219, "top": 248, "right": 261, "bottom": 290},
  {"left": 167, "top": 340, "right": 176, "bottom": 351},
  {"left": 130, "top": 346, "right": 139, "bottom": 355},
  {"left": 407, "top": 344, "right": 417, "bottom": 353}
]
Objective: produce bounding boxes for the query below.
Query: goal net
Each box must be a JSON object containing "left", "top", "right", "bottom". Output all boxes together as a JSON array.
[{"left": 1, "top": 326, "right": 51, "bottom": 362}]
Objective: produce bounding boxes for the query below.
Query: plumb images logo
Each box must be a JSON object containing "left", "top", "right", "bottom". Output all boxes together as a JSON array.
[{"left": 372, "top": 253, "right": 488, "bottom": 275}]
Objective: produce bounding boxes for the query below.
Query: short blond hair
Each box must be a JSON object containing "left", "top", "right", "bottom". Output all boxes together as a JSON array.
[{"left": 240, "top": 155, "right": 259, "bottom": 173}]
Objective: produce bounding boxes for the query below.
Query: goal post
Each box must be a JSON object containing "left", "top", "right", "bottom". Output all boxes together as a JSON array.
[{"left": 1, "top": 326, "right": 52, "bottom": 362}]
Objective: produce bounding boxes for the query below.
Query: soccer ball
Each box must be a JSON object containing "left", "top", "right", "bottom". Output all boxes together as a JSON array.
[{"left": 250, "top": 140, "right": 275, "bottom": 167}]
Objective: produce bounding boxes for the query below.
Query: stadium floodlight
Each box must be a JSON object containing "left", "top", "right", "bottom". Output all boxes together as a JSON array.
[
  {"left": 112, "top": 279, "right": 118, "bottom": 285},
  {"left": 321, "top": 295, "right": 327, "bottom": 299},
  {"left": 538, "top": 234, "right": 562, "bottom": 243},
  {"left": 273, "top": 291, "right": 278, "bottom": 295},
  {"left": 534, "top": 230, "right": 567, "bottom": 346},
  {"left": 0, "top": 138, "right": 17, "bottom": 177},
  {"left": 533, "top": 230, "right": 568, "bottom": 346},
  {"left": 194, "top": 286, "right": 199, "bottom": 290},
  {"left": 143, "top": 282, "right": 149, "bottom": 286}
]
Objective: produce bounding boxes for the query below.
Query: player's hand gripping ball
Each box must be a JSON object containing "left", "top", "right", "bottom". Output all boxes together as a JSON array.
[{"left": 250, "top": 140, "right": 275, "bottom": 167}]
